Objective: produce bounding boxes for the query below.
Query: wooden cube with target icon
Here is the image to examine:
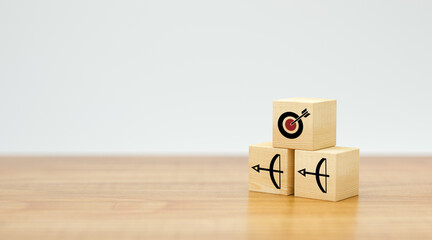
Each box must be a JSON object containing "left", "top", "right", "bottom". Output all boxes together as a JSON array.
[
  {"left": 273, "top": 98, "right": 336, "bottom": 151},
  {"left": 295, "top": 146, "right": 359, "bottom": 201},
  {"left": 249, "top": 142, "right": 294, "bottom": 195}
]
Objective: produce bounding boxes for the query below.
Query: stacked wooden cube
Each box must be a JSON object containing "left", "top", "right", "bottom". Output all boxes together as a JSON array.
[{"left": 249, "top": 98, "right": 359, "bottom": 201}]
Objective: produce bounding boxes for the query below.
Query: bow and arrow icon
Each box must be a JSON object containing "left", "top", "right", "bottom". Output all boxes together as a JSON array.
[
  {"left": 251, "top": 154, "right": 283, "bottom": 189},
  {"left": 298, "top": 158, "right": 330, "bottom": 193}
]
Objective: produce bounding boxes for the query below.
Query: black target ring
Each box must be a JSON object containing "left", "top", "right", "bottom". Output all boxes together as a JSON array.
[{"left": 278, "top": 112, "right": 304, "bottom": 139}]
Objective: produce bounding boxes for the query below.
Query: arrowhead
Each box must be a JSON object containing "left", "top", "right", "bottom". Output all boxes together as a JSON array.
[
  {"left": 252, "top": 164, "right": 260, "bottom": 173},
  {"left": 298, "top": 168, "right": 306, "bottom": 177}
]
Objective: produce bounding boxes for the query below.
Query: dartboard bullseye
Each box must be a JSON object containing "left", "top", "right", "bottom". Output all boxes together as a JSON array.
[
  {"left": 277, "top": 108, "right": 310, "bottom": 139},
  {"left": 284, "top": 119, "right": 297, "bottom": 131}
]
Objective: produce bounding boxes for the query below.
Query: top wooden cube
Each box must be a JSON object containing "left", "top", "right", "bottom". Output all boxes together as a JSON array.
[{"left": 273, "top": 98, "right": 336, "bottom": 150}]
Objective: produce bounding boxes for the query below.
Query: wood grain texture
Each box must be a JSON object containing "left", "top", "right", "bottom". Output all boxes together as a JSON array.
[
  {"left": 249, "top": 142, "right": 294, "bottom": 195},
  {"left": 272, "top": 98, "right": 336, "bottom": 150},
  {"left": 0, "top": 156, "right": 432, "bottom": 240},
  {"left": 295, "top": 147, "right": 359, "bottom": 201}
]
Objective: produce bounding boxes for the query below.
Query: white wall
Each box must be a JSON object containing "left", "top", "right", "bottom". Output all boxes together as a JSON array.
[{"left": 1, "top": 1, "right": 431, "bottom": 155}]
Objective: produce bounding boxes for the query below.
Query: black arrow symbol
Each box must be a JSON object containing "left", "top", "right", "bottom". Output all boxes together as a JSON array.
[
  {"left": 252, "top": 164, "right": 283, "bottom": 173},
  {"left": 298, "top": 169, "right": 329, "bottom": 177},
  {"left": 290, "top": 108, "right": 311, "bottom": 126},
  {"left": 251, "top": 154, "right": 283, "bottom": 189},
  {"left": 297, "top": 158, "right": 329, "bottom": 193}
]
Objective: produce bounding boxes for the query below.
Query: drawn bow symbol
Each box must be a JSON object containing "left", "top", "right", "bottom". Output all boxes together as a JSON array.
[
  {"left": 252, "top": 154, "right": 283, "bottom": 189},
  {"left": 298, "top": 158, "right": 329, "bottom": 193}
]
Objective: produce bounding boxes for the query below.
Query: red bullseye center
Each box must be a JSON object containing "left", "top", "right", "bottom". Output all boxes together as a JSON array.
[{"left": 285, "top": 119, "right": 297, "bottom": 131}]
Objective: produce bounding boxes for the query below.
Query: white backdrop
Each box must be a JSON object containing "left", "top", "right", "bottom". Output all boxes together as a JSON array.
[{"left": 1, "top": 1, "right": 431, "bottom": 155}]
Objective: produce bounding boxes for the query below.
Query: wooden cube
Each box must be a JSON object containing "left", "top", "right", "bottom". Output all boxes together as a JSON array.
[
  {"left": 273, "top": 98, "right": 336, "bottom": 150},
  {"left": 249, "top": 142, "right": 294, "bottom": 195},
  {"left": 295, "top": 146, "right": 359, "bottom": 201}
]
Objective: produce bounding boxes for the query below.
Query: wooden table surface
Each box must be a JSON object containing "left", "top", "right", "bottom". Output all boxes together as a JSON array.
[{"left": 0, "top": 156, "right": 431, "bottom": 240}]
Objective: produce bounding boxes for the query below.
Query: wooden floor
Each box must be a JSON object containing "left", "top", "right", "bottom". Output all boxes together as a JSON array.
[{"left": 0, "top": 156, "right": 431, "bottom": 240}]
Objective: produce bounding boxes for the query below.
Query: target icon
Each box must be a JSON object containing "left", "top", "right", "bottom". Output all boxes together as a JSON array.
[{"left": 277, "top": 108, "right": 310, "bottom": 139}]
